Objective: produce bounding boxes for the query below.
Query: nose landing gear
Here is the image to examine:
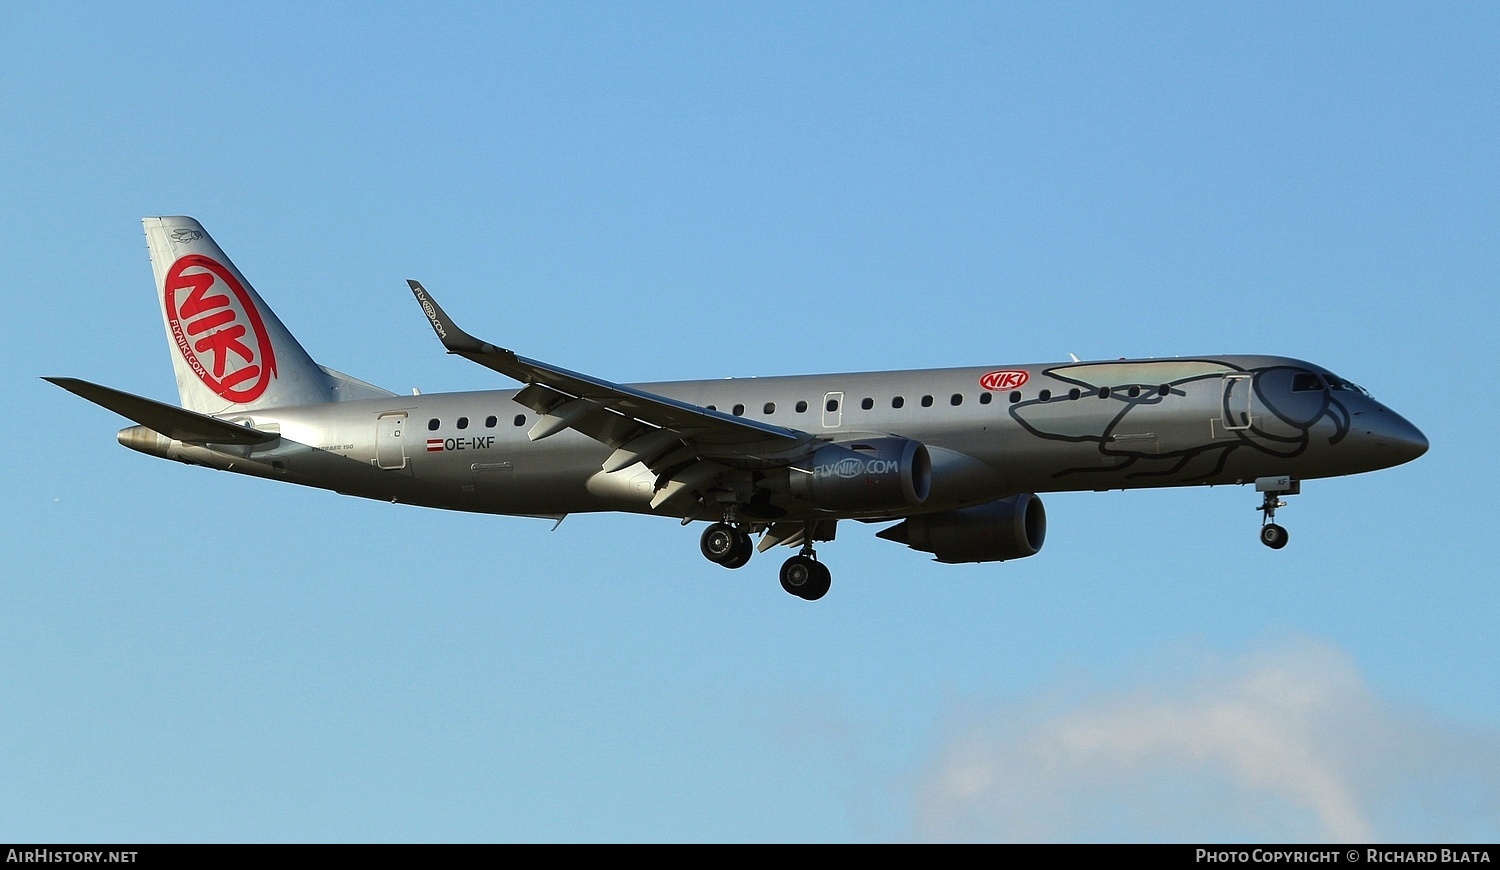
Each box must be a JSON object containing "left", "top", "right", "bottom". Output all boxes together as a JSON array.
[{"left": 1254, "top": 476, "right": 1299, "bottom": 550}]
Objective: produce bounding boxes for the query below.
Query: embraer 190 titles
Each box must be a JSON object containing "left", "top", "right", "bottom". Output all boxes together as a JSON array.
[{"left": 48, "top": 217, "right": 1429, "bottom": 600}]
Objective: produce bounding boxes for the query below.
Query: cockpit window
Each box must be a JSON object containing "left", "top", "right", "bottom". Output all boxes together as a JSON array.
[
  {"left": 1326, "top": 376, "right": 1370, "bottom": 396},
  {"left": 1292, "top": 373, "right": 1325, "bottom": 392}
]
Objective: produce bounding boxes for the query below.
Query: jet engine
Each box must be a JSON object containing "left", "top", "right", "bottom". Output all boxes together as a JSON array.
[
  {"left": 877, "top": 493, "right": 1046, "bottom": 563},
  {"left": 788, "top": 437, "right": 932, "bottom": 511}
]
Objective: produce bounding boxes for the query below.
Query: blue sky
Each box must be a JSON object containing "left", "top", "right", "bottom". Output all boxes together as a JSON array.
[{"left": 3, "top": 2, "right": 1496, "bottom": 842}]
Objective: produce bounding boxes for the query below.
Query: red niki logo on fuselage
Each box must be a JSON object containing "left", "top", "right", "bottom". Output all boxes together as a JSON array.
[
  {"left": 163, "top": 254, "right": 278, "bottom": 403},
  {"left": 979, "top": 370, "right": 1029, "bottom": 391}
]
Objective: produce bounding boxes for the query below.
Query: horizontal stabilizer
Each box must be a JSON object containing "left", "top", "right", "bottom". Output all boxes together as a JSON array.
[{"left": 44, "top": 377, "right": 278, "bottom": 445}]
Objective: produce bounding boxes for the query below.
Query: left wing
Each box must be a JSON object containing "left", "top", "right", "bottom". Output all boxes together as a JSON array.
[{"left": 408, "top": 281, "right": 818, "bottom": 514}]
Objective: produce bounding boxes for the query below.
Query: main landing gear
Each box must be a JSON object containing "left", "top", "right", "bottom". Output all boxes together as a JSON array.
[
  {"left": 779, "top": 550, "right": 831, "bottom": 601},
  {"left": 699, "top": 520, "right": 834, "bottom": 600},
  {"left": 700, "top": 522, "right": 753, "bottom": 569},
  {"left": 1254, "top": 476, "right": 1299, "bottom": 550}
]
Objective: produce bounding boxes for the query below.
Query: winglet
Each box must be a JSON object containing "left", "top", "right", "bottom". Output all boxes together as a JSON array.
[{"left": 407, "top": 280, "right": 499, "bottom": 356}]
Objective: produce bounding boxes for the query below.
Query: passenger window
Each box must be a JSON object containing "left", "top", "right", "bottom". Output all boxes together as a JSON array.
[
  {"left": 1069, "top": 388, "right": 1080, "bottom": 400},
  {"left": 513, "top": 415, "right": 525, "bottom": 427},
  {"left": 763, "top": 402, "right": 776, "bottom": 414},
  {"left": 1009, "top": 391, "right": 1021, "bottom": 403},
  {"left": 1039, "top": 389, "right": 1051, "bottom": 402},
  {"left": 1158, "top": 384, "right": 1170, "bottom": 396},
  {"left": 1099, "top": 387, "right": 1111, "bottom": 398},
  {"left": 1128, "top": 386, "right": 1141, "bottom": 398},
  {"left": 826, "top": 398, "right": 839, "bottom": 413},
  {"left": 979, "top": 392, "right": 992, "bottom": 405},
  {"left": 921, "top": 395, "right": 934, "bottom": 408},
  {"left": 892, "top": 396, "right": 905, "bottom": 409},
  {"left": 428, "top": 418, "right": 440, "bottom": 431},
  {"left": 706, "top": 405, "right": 717, "bottom": 411},
  {"left": 485, "top": 415, "right": 497, "bottom": 428},
  {"left": 796, "top": 401, "right": 808, "bottom": 413},
  {"left": 951, "top": 393, "right": 963, "bottom": 406},
  {"left": 861, "top": 397, "right": 873, "bottom": 410},
  {"left": 457, "top": 417, "right": 469, "bottom": 430},
  {"left": 732, "top": 404, "right": 745, "bottom": 416}
]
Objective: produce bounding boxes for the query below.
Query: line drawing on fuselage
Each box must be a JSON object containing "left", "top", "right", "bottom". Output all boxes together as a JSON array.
[
  {"left": 1007, "top": 360, "right": 1356, "bottom": 483},
  {"left": 47, "top": 217, "right": 1429, "bottom": 601}
]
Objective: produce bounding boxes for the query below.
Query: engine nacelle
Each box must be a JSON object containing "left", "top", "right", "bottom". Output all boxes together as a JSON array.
[
  {"left": 877, "top": 494, "right": 1047, "bottom": 563},
  {"left": 789, "top": 438, "right": 932, "bottom": 511}
]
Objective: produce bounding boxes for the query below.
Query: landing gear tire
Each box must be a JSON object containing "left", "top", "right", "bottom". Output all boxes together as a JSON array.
[
  {"left": 701, "top": 523, "right": 735, "bottom": 562},
  {"left": 722, "top": 532, "right": 753, "bottom": 569},
  {"left": 780, "top": 555, "right": 831, "bottom": 600},
  {"left": 701, "top": 523, "right": 753, "bottom": 568},
  {"left": 1260, "top": 523, "right": 1289, "bottom": 550},
  {"left": 804, "top": 562, "right": 831, "bottom": 600}
]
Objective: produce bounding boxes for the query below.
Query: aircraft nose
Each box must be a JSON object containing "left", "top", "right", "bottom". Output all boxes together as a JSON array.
[{"left": 1354, "top": 406, "right": 1429, "bottom": 467}]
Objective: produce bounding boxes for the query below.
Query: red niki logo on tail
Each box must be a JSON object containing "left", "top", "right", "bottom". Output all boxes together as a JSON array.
[{"left": 163, "top": 254, "right": 278, "bottom": 403}]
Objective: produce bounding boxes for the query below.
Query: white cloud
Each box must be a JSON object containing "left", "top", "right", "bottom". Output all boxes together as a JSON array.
[{"left": 912, "top": 639, "right": 1500, "bottom": 842}]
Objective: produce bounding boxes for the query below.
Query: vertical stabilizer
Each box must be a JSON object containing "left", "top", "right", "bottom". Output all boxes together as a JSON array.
[{"left": 144, "top": 216, "right": 334, "bottom": 413}]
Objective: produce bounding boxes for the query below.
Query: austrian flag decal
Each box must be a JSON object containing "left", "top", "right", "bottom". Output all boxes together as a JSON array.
[
  {"left": 163, "top": 254, "right": 277, "bottom": 403},
  {"left": 427, "top": 439, "right": 444, "bottom": 453}
]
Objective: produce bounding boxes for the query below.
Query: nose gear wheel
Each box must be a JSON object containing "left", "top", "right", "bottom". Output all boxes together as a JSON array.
[{"left": 1254, "top": 477, "right": 1297, "bottom": 550}]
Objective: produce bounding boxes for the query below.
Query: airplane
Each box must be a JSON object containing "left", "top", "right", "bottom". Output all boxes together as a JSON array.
[{"left": 47, "top": 216, "right": 1429, "bottom": 600}]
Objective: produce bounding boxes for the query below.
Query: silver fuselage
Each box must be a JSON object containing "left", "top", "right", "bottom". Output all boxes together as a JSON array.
[{"left": 123, "top": 354, "right": 1428, "bottom": 523}]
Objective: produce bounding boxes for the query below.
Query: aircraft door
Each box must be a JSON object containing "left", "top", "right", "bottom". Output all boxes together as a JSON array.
[
  {"left": 1221, "top": 374, "right": 1253, "bottom": 431},
  {"left": 822, "top": 391, "right": 843, "bottom": 429},
  {"left": 376, "top": 413, "right": 408, "bottom": 469}
]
